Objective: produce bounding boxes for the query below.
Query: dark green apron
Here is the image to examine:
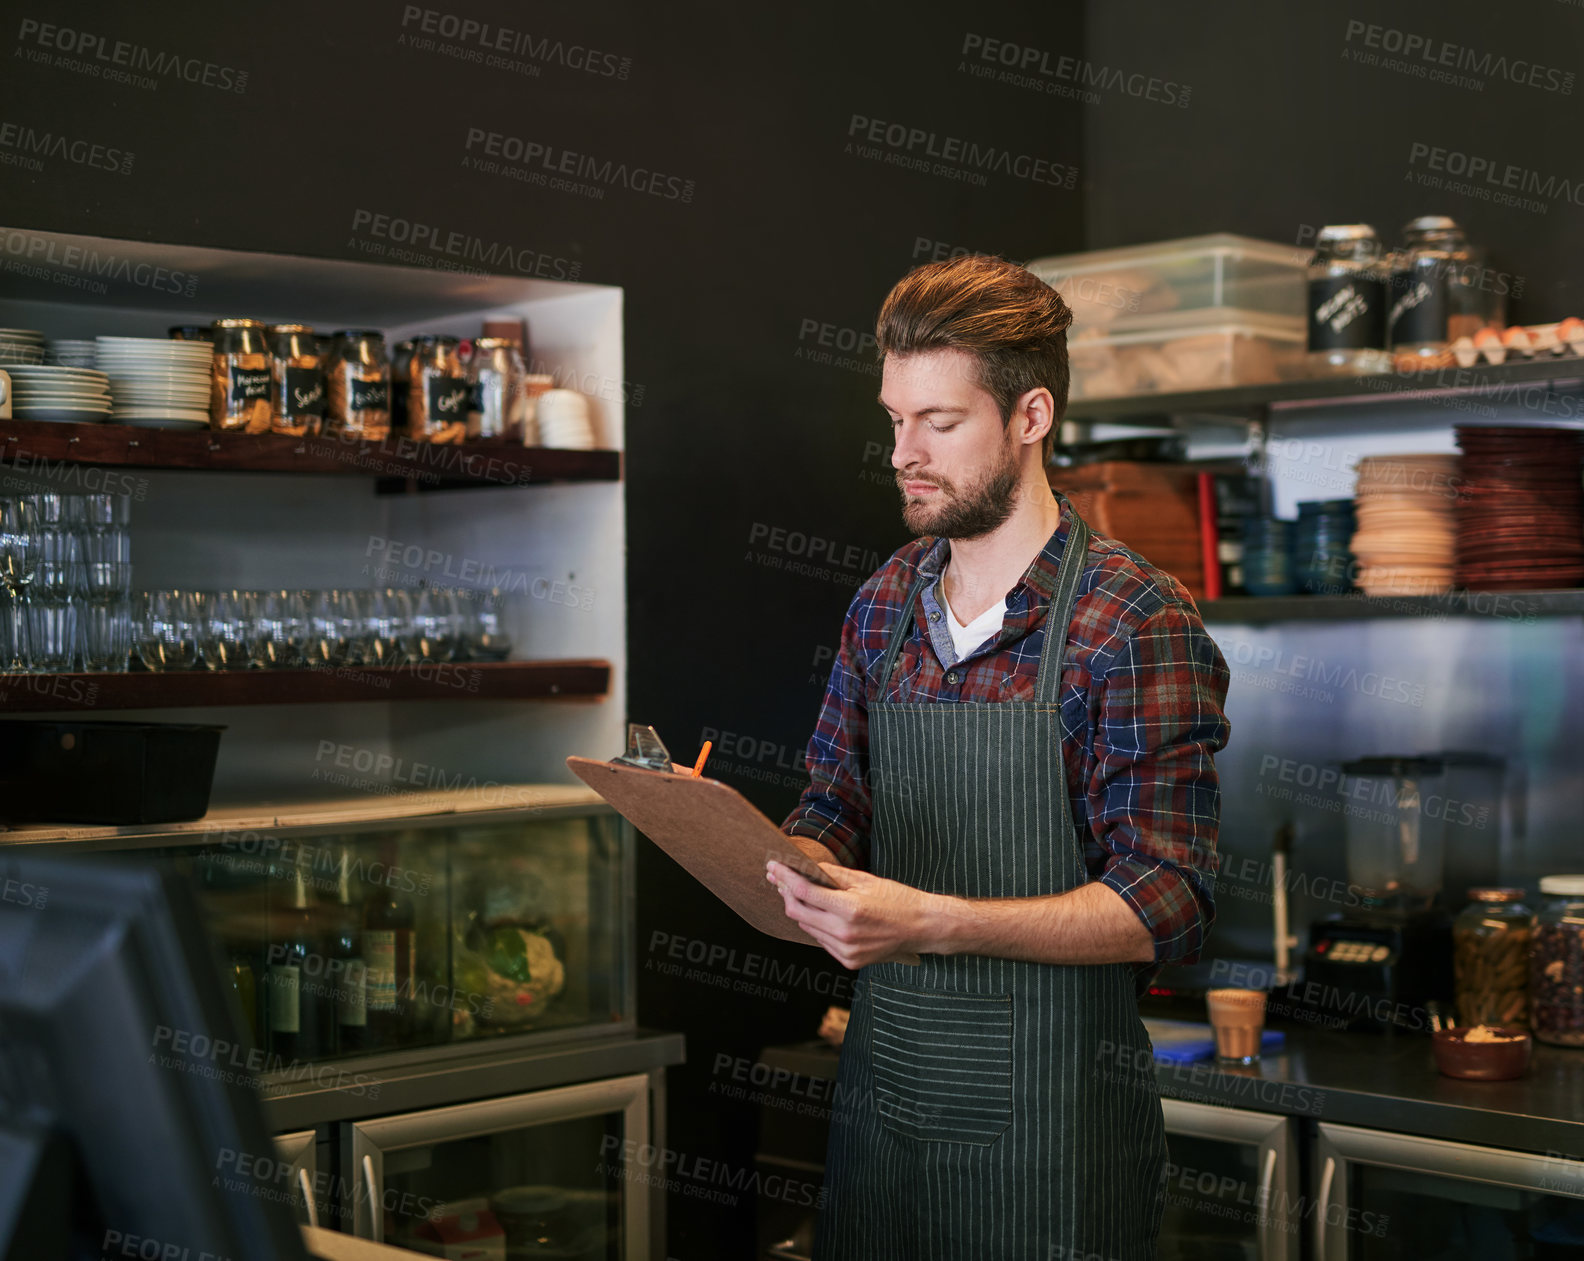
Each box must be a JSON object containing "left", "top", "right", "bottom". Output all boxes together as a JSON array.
[{"left": 813, "top": 511, "right": 1166, "bottom": 1260}]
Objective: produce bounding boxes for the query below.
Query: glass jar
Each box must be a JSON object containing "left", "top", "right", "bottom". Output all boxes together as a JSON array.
[
  {"left": 168, "top": 325, "right": 213, "bottom": 343},
  {"left": 1307, "top": 225, "right": 1389, "bottom": 377},
  {"left": 408, "top": 335, "right": 468, "bottom": 444},
  {"left": 466, "top": 337, "right": 526, "bottom": 441},
  {"left": 266, "top": 324, "right": 325, "bottom": 438},
  {"left": 210, "top": 318, "right": 272, "bottom": 433},
  {"left": 1387, "top": 216, "right": 1475, "bottom": 367},
  {"left": 1453, "top": 887, "right": 1533, "bottom": 1029},
  {"left": 324, "top": 330, "right": 391, "bottom": 440},
  {"left": 1531, "top": 874, "right": 1584, "bottom": 1046},
  {"left": 390, "top": 339, "right": 415, "bottom": 435}
]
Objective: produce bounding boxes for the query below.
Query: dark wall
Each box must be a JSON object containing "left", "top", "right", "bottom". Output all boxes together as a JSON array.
[{"left": 0, "top": 3, "right": 1087, "bottom": 1254}]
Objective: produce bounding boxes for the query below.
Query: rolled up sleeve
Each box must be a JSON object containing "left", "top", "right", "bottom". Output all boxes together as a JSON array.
[{"left": 1089, "top": 599, "right": 1230, "bottom": 968}]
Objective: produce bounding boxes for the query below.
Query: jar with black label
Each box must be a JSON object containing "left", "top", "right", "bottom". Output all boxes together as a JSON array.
[
  {"left": 408, "top": 335, "right": 468, "bottom": 444},
  {"left": 467, "top": 337, "right": 526, "bottom": 441},
  {"left": 1531, "top": 874, "right": 1584, "bottom": 1046},
  {"left": 266, "top": 324, "right": 325, "bottom": 438},
  {"left": 325, "top": 330, "right": 391, "bottom": 441},
  {"left": 1307, "top": 224, "right": 1389, "bottom": 377},
  {"left": 1387, "top": 216, "right": 1477, "bottom": 368},
  {"left": 211, "top": 318, "right": 272, "bottom": 433},
  {"left": 390, "top": 339, "right": 415, "bottom": 435}
]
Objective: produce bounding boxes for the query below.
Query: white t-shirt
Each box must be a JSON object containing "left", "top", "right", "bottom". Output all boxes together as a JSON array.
[{"left": 940, "top": 571, "right": 1007, "bottom": 663}]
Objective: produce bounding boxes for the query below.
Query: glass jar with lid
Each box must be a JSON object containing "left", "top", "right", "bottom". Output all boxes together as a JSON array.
[
  {"left": 466, "top": 337, "right": 526, "bottom": 441},
  {"left": 408, "top": 335, "right": 468, "bottom": 444},
  {"left": 1453, "top": 887, "right": 1533, "bottom": 1028},
  {"left": 1531, "top": 874, "right": 1584, "bottom": 1046},
  {"left": 324, "top": 330, "right": 391, "bottom": 441},
  {"left": 1386, "top": 216, "right": 1479, "bottom": 366},
  {"left": 1306, "top": 224, "right": 1389, "bottom": 377},
  {"left": 266, "top": 323, "right": 325, "bottom": 438},
  {"left": 210, "top": 318, "right": 272, "bottom": 433}
]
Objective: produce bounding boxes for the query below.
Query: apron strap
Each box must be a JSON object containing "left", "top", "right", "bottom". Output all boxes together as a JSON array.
[
  {"left": 1033, "top": 510, "right": 1091, "bottom": 705},
  {"left": 873, "top": 569, "right": 925, "bottom": 700}
]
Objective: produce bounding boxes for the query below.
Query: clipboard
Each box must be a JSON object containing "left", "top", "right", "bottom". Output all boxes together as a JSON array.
[{"left": 568, "top": 752, "right": 921, "bottom": 964}]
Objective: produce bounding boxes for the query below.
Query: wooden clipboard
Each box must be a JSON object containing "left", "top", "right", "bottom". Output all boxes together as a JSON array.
[{"left": 567, "top": 755, "right": 836, "bottom": 946}]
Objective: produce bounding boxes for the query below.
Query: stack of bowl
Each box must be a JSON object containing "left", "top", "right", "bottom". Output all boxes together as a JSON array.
[
  {"left": 96, "top": 336, "right": 213, "bottom": 428},
  {"left": 6, "top": 365, "right": 112, "bottom": 421},
  {"left": 1242, "top": 516, "right": 1297, "bottom": 596},
  {"left": 1294, "top": 499, "right": 1358, "bottom": 594}
]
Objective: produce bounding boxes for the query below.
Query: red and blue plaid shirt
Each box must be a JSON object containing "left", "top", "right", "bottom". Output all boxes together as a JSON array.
[{"left": 781, "top": 497, "right": 1231, "bottom": 979}]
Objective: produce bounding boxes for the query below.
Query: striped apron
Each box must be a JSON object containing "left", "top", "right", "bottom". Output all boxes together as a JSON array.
[{"left": 813, "top": 512, "right": 1166, "bottom": 1261}]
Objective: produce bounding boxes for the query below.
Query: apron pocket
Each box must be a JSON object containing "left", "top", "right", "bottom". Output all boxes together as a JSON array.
[{"left": 868, "top": 981, "right": 1013, "bottom": 1145}]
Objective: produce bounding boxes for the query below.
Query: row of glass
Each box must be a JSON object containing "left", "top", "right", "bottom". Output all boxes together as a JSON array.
[{"left": 136, "top": 586, "right": 515, "bottom": 672}]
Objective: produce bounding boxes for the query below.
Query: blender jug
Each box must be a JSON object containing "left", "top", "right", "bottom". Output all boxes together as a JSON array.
[{"left": 1340, "top": 757, "right": 1447, "bottom": 907}]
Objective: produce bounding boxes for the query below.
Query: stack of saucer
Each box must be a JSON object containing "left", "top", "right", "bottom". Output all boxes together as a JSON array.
[
  {"left": 46, "top": 339, "right": 97, "bottom": 368},
  {"left": 6, "top": 365, "right": 112, "bottom": 421},
  {"left": 1455, "top": 427, "right": 1584, "bottom": 591},
  {"left": 0, "top": 328, "right": 46, "bottom": 365},
  {"left": 96, "top": 336, "right": 213, "bottom": 428},
  {"left": 534, "top": 388, "right": 595, "bottom": 449},
  {"left": 1350, "top": 454, "right": 1461, "bottom": 595}
]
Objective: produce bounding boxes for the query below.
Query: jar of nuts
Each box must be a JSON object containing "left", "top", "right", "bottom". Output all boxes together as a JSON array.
[
  {"left": 1453, "top": 888, "right": 1532, "bottom": 1029},
  {"left": 211, "top": 318, "right": 272, "bottom": 433},
  {"left": 324, "top": 330, "right": 391, "bottom": 440},
  {"left": 408, "top": 335, "right": 468, "bottom": 444},
  {"left": 266, "top": 324, "right": 325, "bottom": 438},
  {"left": 1533, "top": 875, "right": 1584, "bottom": 1046}
]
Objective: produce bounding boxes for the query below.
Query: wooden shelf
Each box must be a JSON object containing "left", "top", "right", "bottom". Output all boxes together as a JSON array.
[
  {"left": 0, "top": 419, "right": 620, "bottom": 487},
  {"left": 0, "top": 659, "right": 610, "bottom": 712},
  {"left": 1064, "top": 356, "right": 1584, "bottom": 423},
  {"left": 1200, "top": 590, "right": 1584, "bottom": 623}
]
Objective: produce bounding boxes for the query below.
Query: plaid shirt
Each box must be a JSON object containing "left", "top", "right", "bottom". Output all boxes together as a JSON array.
[{"left": 781, "top": 497, "right": 1231, "bottom": 980}]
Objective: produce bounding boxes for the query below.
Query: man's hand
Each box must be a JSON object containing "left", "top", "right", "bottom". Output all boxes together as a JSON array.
[{"left": 767, "top": 859, "right": 940, "bottom": 969}]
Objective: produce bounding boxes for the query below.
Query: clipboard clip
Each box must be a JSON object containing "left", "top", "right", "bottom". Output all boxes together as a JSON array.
[{"left": 611, "top": 722, "right": 674, "bottom": 772}]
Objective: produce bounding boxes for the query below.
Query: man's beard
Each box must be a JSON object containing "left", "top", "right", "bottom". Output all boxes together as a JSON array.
[{"left": 897, "top": 432, "right": 1022, "bottom": 540}]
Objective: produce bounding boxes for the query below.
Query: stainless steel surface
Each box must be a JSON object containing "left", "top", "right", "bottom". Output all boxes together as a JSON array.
[
  {"left": 1161, "top": 1098, "right": 1300, "bottom": 1261},
  {"left": 1315, "top": 1154, "right": 1337, "bottom": 1261},
  {"left": 348, "top": 1073, "right": 651, "bottom": 1259},
  {"left": 275, "top": 1128, "right": 319, "bottom": 1228}
]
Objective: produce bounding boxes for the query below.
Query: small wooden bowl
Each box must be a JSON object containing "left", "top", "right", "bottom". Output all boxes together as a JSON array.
[{"left": 1432, "top": 1026, "right": 1533, "bottom": 1081}]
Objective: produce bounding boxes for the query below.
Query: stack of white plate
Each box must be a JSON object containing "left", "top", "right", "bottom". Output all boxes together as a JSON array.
[
  {"left": 0, "top": 328, "right": 46, "bottom": 366},
  {"left": 534, "top": 388, "right": 596, "bottom": 449},
  {"left": 96, "top": 336, "right": 213, "bottom": 428},
  {"left": 7, "top": 365, "right": 112, "bottom": 421},
  {"left": 46, "top": 338, "right": 97, "bottom": 368}
]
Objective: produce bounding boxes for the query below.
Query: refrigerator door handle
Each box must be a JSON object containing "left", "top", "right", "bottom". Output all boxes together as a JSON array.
[
  {"left": 1256, "top": 1144, "right": 1278, "bottom": 1261},
  {"left": 297, "top": 1167, "right": 319, "bottom": 1229},
  {"left": 1315, "top": 1154, "right": 1338, "bottom": 1261},
  {"left": 363, "top": 1154, "right": 382, "bottom": 1244}
]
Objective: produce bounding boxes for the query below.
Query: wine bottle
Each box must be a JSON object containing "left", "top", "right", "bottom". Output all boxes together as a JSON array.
[
  {"left": 364, "top": 836, "right": 415, "bottom": 1050},
  {"left": 266, "top": 857, "right": 323, "bottom": 1065},
  {"left": 330, "top": 846, "right": 368, "bottom": 1055}
]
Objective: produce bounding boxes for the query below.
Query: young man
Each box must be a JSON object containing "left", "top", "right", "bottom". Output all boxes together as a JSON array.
[{"left": 768, "top": 255, "right": 1231, "bottom": 1260}]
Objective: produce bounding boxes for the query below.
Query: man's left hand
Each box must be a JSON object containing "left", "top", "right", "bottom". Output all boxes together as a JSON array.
[{"left": 766, "top": 859, "right": 945, "bottom": 969}]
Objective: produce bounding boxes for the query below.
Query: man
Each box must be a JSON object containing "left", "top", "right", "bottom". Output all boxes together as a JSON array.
[{"left": 767, "top": 255, "right": 1231, "bottom": 1260}]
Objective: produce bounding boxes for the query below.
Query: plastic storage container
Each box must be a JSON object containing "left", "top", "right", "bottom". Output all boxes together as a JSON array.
[
  {"left": 1531, "top": 874, "right": 1584, "bottom": 1046},
  {"left": 1027, "top": 233, "right": 1309, "bottom": 334},
  {"left": 1453, "top": 887, "right": 1533, "bottom": 1029},
  {"left": 1067, "top": 311, "right": 1305, "bottom": 399}
]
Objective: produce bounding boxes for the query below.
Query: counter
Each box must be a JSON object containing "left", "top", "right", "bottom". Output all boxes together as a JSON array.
[{"left": 758, "top": 1027, "right": 1584, "bottom": 1160}]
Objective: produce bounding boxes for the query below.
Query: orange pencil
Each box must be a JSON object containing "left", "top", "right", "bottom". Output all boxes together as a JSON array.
[{"left": 691, "top": 740, "right": 713, "bottom": 777}]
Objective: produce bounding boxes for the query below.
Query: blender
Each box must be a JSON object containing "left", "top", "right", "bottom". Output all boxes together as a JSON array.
[{"left": 1298, "top": 757, "right": 1455, "bottom": 1032}]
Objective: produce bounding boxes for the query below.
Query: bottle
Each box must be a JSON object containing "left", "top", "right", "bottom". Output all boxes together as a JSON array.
[
  {"left": 364, "top": 835, "right": 417, "bottom": 1049},
  {"left": 329, "top": 846, "right": 369, "bottom": 1055},
  {"left": 1386, "top": 216, "right": 1472, "bottom": 366},
  {"left": 266, "top": 857, "right": 324, "bottom": 1065},
  {"left": 1305, "top": 224, "right": 1388, "bottom": 377},
  {"left": 229, "top": 950, "right": 259, "bottom": 1046}
]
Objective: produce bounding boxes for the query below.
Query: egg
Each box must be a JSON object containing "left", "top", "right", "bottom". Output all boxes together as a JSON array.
[
  {"left": 1452, "top": 335, "right": 1479, "bottom": 369},
  {"left": 1501, "top": 325, "right": 1532, "bottom": 355},
  {"left": 1473, "top": 327, "right": 1506, "bottom": 365}
]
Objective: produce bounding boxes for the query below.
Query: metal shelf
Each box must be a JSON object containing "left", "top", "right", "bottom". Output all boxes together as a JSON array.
[{"left": 1200, "top": 590, "right": 1584, "bottom": 623}]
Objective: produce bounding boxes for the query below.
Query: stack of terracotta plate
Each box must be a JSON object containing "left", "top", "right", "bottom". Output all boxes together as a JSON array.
[
  {"left": 1455, "top": 427, "right": 1584, "bottom": 591},
  {"left": 1050, "top": 461, "right": 1204, "bottom": 599},
  {"left": 1350, "top": 454, "right": 1461, "bottom": 595}
]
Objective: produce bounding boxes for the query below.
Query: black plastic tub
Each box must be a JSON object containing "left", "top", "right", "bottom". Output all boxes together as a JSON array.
[{"left": 0, "top": 720, "right": 225, "bottom": 825}]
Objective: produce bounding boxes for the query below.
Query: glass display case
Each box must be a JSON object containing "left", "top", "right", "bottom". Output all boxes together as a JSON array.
[
  {"left": 1160, "top": 1099, "right": 1300, "bottom": 1261},
  {"left": 131, "top": 804, "right": 632, "bottom": 1079}
]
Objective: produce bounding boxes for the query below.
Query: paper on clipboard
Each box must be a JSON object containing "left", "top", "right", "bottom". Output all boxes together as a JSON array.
[{"left": 567, "top": 754, "right": 838, "bottom": 947}]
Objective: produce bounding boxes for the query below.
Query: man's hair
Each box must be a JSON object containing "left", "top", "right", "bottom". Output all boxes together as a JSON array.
[{"left": 875, "top": 255, "right": 1072, "bottom": 464}]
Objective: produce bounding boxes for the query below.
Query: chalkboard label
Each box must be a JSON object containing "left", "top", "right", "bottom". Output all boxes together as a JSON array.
[
  {"left": 283, "top": 367, "right": 326, "bottom": 418},
  {"left": 427, "top": 375, "right": 469, "bottom": 421},
  {"left": 1309, "top": 275, "right": 1385, "bottom": 351},
  {"left": 1387, "top": 268, "right": 1446, "bottom": 347},
  {"left": 350, "top": 377, "right": 389, "bottom": 412},
  {"left": 229, "top": 367, "right": 271, "bottom": 407}
]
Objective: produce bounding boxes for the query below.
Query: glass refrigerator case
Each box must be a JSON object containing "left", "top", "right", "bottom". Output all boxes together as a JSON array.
[
  {"left": 1313, "top": 1123, "right": 1584, "bottom": 1259},
  {"left": 137, "top": 805, "right": 633, "bottom": 1077},
  {"left": 1160, "top": 1098, "right": 1301, "bottom": 1261}
]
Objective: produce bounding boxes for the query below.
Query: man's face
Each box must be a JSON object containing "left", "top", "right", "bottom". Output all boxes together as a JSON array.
[{"left": 880, "top": 348, "right": 1022, "bottom": 540}]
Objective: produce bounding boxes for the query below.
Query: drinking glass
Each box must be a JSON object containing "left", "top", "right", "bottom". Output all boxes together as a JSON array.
[
  {"left": 407, "top": 585, "right": 459, "bottom": 663},
  {"left": 197, "top": 589, "right": 249, "bottom": 671},
  {"left": 82, "top": 563, "right": 134, "bottom": 672},
  {"left": 304, "top": 589, "right": 347, "bottom": 666},
  {"left": 0, "top": 498, "right": 40, "bottom": 673},
  {"left": 468, "top": 587, "right": 514, "bottom": 661},
  {"left": 338, "top": 588, "right": 373, "bottom": 666},
  {"left": 27, "top": 560, "right": 82, "bottom": 672},
  {"left": 363, "top": 587, "right": 410, "bottom": 666},
  {"left": 135, "top": 590, "right": 199, "bottom": 671},
  {"left": 79, "top": 492, "right": 132, "bottom": 529}
]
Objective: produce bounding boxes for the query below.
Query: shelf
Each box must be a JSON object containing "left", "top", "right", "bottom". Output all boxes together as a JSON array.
[
  {"left": 0, "top": 419, "right": 620, "bottom": 487},
  {"left": 1200, "top": 590, "right": 1584, "bottom": 623},
  {"left": 0, "top": 659, "right": 610, "bottom": 712},
  {"left": 1064, "top": 356, "right": 1584, "bottom": 423},
  {"left": 0, "top": 783, "right": 609, "bottom": 848}
]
